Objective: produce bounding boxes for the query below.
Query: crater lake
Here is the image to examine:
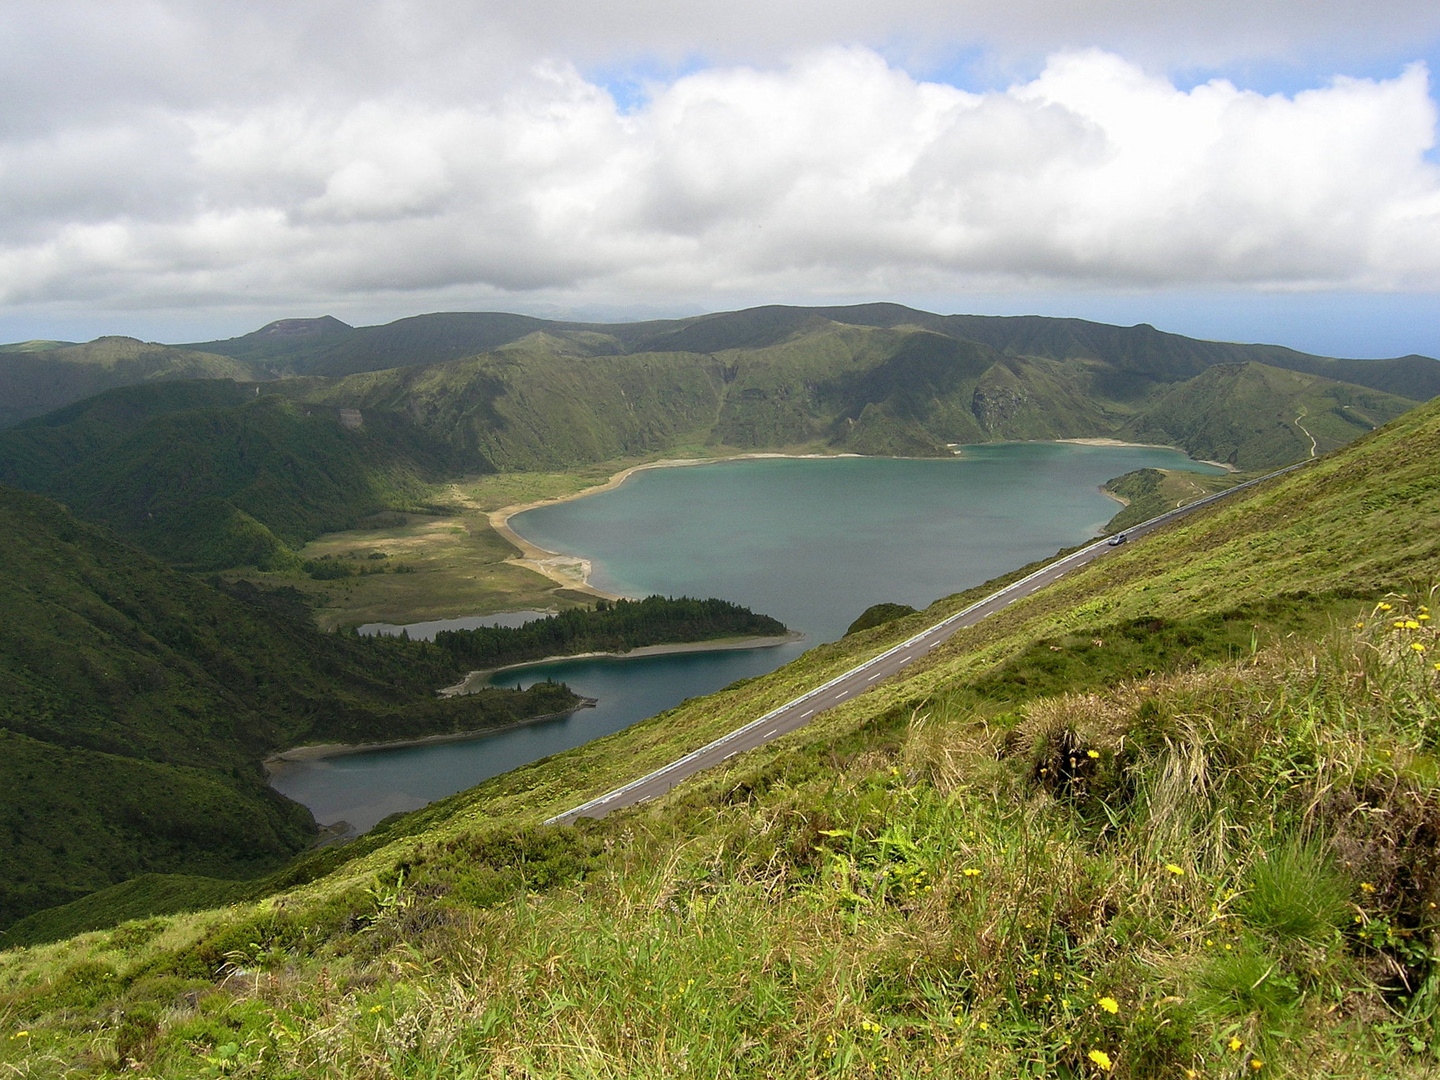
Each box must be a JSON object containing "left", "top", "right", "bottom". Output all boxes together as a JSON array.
[{"left": 270, "top": 443, "right": 1224, "bottom": 832}]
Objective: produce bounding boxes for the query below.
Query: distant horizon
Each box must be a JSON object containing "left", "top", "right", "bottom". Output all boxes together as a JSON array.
[
  {"left": 5, "top": 5, "right": 1440, "bottom": 368},
  {"left": 6, "top": 294, "right": 1439, "bottom": 363}
]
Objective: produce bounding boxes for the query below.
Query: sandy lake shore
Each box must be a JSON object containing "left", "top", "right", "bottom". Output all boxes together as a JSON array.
[
  {"left": 263, "top": 699, "right": 599, "bottom": 770},
  {"left": 487, "top": 452, "right": 861, "bottom": 595},
  {"left": 438, "top": 632, "right": 806, "bottom": 697},
  {"left": 262, "top": 633, "right": 802, "bottom": 768},
  {"left": 1055, "top": 437, "right": 1238, "bottom": 472},
  {"left": 489, "top": 442, "right": 1233, "bottom": 598}
]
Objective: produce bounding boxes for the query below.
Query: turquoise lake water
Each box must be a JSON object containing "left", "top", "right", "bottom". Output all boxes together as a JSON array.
[{"left": 270, "top": 445, "right": 1222, "bottom": 832}]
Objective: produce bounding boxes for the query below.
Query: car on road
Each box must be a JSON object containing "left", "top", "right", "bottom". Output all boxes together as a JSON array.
[{"left": 1107, "top": 533, "right": 1128, "bottom": 546}]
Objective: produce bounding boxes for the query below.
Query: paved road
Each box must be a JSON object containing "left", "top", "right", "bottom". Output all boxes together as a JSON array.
[{"left": 546, "top": 461, "right": 1306, "bottom": 826}]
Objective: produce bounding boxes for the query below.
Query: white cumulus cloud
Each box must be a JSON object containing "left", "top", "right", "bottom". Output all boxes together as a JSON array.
[{"left": 0, "top": 47, "right": 1438, "bottom": 315}]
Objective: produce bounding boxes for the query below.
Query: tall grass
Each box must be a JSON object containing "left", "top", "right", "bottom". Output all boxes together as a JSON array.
[{"left": 4, "top": 599, "right": 1440, "bottom": 1078}]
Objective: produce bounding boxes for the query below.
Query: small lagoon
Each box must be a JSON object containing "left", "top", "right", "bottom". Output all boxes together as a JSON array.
[{"left": 271, "top": 444, "right": 1223, "bottom": 832}]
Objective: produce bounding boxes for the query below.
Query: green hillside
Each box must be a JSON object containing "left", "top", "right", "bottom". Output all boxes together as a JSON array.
[
  {"left": 0, "top": 337, "right": 259, "bottom": 429},
  {"left": 181, "top": 316, "right": 355, "bottom": 369},
  {"left": 925, "top": 310, "right": 1440, "bottom": 401},
  {"left": 2, "top": 312, "right": 1425, "bottom": 596},
  {"left": 1100, "top": 467, "right": 1238, "bottom": 532},
  {"left": 307, "top": 321, "right": 1416, "bottom": 472},
  {"left": 190, "top": 303, "right": 1440, "bottom": 403},
  {"left": 1124, "top": 360, "right": 1415, "bottom": 468},
  {"left": 0, "top": 388, "right": 460, "bottom": 570},
  {"left": 11, "top": 306, "right": 1436, "bottom": 451},
  {"left": 303, "top": 337, "right": 729, "bottom": 470},
  {"left": 0, "top": 487, "right": 583, "bottom": 929},
  {"left": 3, "top": 389, "right": 1439, "bottom": 1075}
]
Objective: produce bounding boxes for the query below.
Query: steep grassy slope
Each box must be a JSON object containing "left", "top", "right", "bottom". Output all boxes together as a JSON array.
[
  {"left": 1125, "top": 361, "right": 1415, "bottom": 467},
  {"left": 0, "top": 388, "right": 460, "bottom": 570},
  {"left": 0, "top": 487, "right": 583, "bottom": 929},
  {"left": 0, "top": 337, "right": 259, "bottom": 428},
  {"left": 307, "top": 321, "right": 1418, "bottom": 472},
  {"left": 303, "top": 337, "right": 729, "bottom": 471},
  {"left": 191, "top": 304, "right": 1440, "bottom": 403},
  {"left": 927, "top": 310, "right": 1440, "bottom": 401},
  {"left": 13, "top": 306, "right": 1436, "bottom": 449},
  {"left": 4, "top": 398, "right": 1439, "bottom": 1077},
  {"left": 1100, "top": 467, "right": 1238, "bottom": 532},
  {"left": 181, "top": 317, "right": 355, "bottom": 369}
]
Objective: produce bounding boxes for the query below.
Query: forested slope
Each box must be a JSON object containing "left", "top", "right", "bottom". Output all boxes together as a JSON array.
[
  {"left": 0, "top": 487, "right": 580, "bottom": 928},
  {"left": 6, "top": 371, "right": 1440, "bottom": 1077},
  {"left": 0, "top": 388, "right": 460, "bottom": 569}
]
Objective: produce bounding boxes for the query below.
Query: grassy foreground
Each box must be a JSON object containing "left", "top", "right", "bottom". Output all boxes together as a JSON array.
[{"left": 4, "top": 398, "right": 1440, "bottom": 1077}]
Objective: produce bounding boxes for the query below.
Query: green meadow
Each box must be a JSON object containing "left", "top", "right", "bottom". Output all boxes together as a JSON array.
[{"left": 3, "top": 386, "right": 1439, "bottom": 1077}]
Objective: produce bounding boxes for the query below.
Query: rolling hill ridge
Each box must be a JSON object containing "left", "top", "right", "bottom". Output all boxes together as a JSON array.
[
  {"left": 0, "top": 485, "right": 584, "bottom": 930},
  {"left": 1, "top": 307, "right": 1427, "bottom": 573}
]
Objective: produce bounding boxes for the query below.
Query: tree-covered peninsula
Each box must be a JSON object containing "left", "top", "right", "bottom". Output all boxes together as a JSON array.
[{"left": 431, "top": 596, "right": 791, "bottom": 673}]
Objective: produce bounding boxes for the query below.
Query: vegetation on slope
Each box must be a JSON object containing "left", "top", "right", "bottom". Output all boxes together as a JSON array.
[
  {"left": 307, "top": 320, "right": 1419, "bottom": 474},
  {"left": 845, "top": 602, "right": 919, "bottom": 636},
  {"left": 3, "top": 308, "right": 1429, "bottom": 587},
  {"left": 4, "top": 387, "right": 1440, "bottom": 1076},
  {"left": 0, "top": 387, "right": 461, "bottom": 570},
  {"left": 430, "top": 596, "right": 790, "bottom": 672},
  {"left": 0, "top": 337, "right": 258, "bottom": 429},
  {"left": 180, "top": 317, "right": 355, "bottom": 370},
  {"left": 0, "top": 487, "right": 584, "bottom": 929},
  {"left": 1125, "top": 360, "right": 1412, "bottom": 468},
  {"left": 1101, "top": 467, "right": 1239, "bottom": 533},
  {"left": 192, "top": 303, "right": 1440, "bottom": 403}
]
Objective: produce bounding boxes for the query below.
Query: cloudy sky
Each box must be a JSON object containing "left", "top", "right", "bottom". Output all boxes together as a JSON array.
[{"left": 4, "top": 0, "right": 1440, "bottom": 356}]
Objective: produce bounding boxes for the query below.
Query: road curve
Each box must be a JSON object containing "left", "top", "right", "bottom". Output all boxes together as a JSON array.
[{"left": 546, "top": 461, "right": 1306, "bottom": 826}]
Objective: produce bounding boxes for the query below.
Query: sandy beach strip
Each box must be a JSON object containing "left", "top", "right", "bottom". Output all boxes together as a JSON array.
[
  {"left": 1055, "top": 437, "right": 1239, "bottom": 472},
  {"left": 263, "top": 633, "right": 802, "bottom": 768},
  {"left": 486, "top": 451, "right": 859, "bottom": 595},
  {"left": 439, "top": 632, "right": 805, "bottom": 697},
  {"left": 263, "top": 700, "right": 599, "bottom": 770}
]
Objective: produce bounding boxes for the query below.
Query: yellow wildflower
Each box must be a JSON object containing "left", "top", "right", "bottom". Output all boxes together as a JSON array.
[
  {"left": 1379, "top": 602, "right": 1393, "bottom": 611},
  {"left": 1088, "top": 1049, "right": 1114, "bottom": 1072},
  {"left": 1228, "top": 1036, "right": 1244, "bottom": 1051},
  {"left": 1414, "top": 643, "right": 1427, "bottom": 653},
  {"left": 369, "top": 1004, "right": 384, "bottom": 1014},
  {"left": 1360, "top": 882, "right": 1376, "bottom": 894},
  {"left": 963, "top": 868, "right": 981, "bottom": 877},
  {"left": 1251, "top": 1059, "right": 1265, "bottom": 1071},
  {"left": 11, "top": 1032, "right": 29, "bottom": 1039},
  {"left": 1421, "top": 614, "right": 1431, "bottom": 621},
  {"left": 1097, "top": 996, "right": 1119, "bottom": 1014},
  {"left": 1165, "top": 863, "right": 1185, "bottom": 876},
  {"left": 1407, "top": 620, "right": 1423, "bottom": 630},
  {"left": 1087, "top": 749, "right": 1100, "bottom": 759},
  {"left": 978, "top": 1021, "right": 989, "bottom": 1031}
]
